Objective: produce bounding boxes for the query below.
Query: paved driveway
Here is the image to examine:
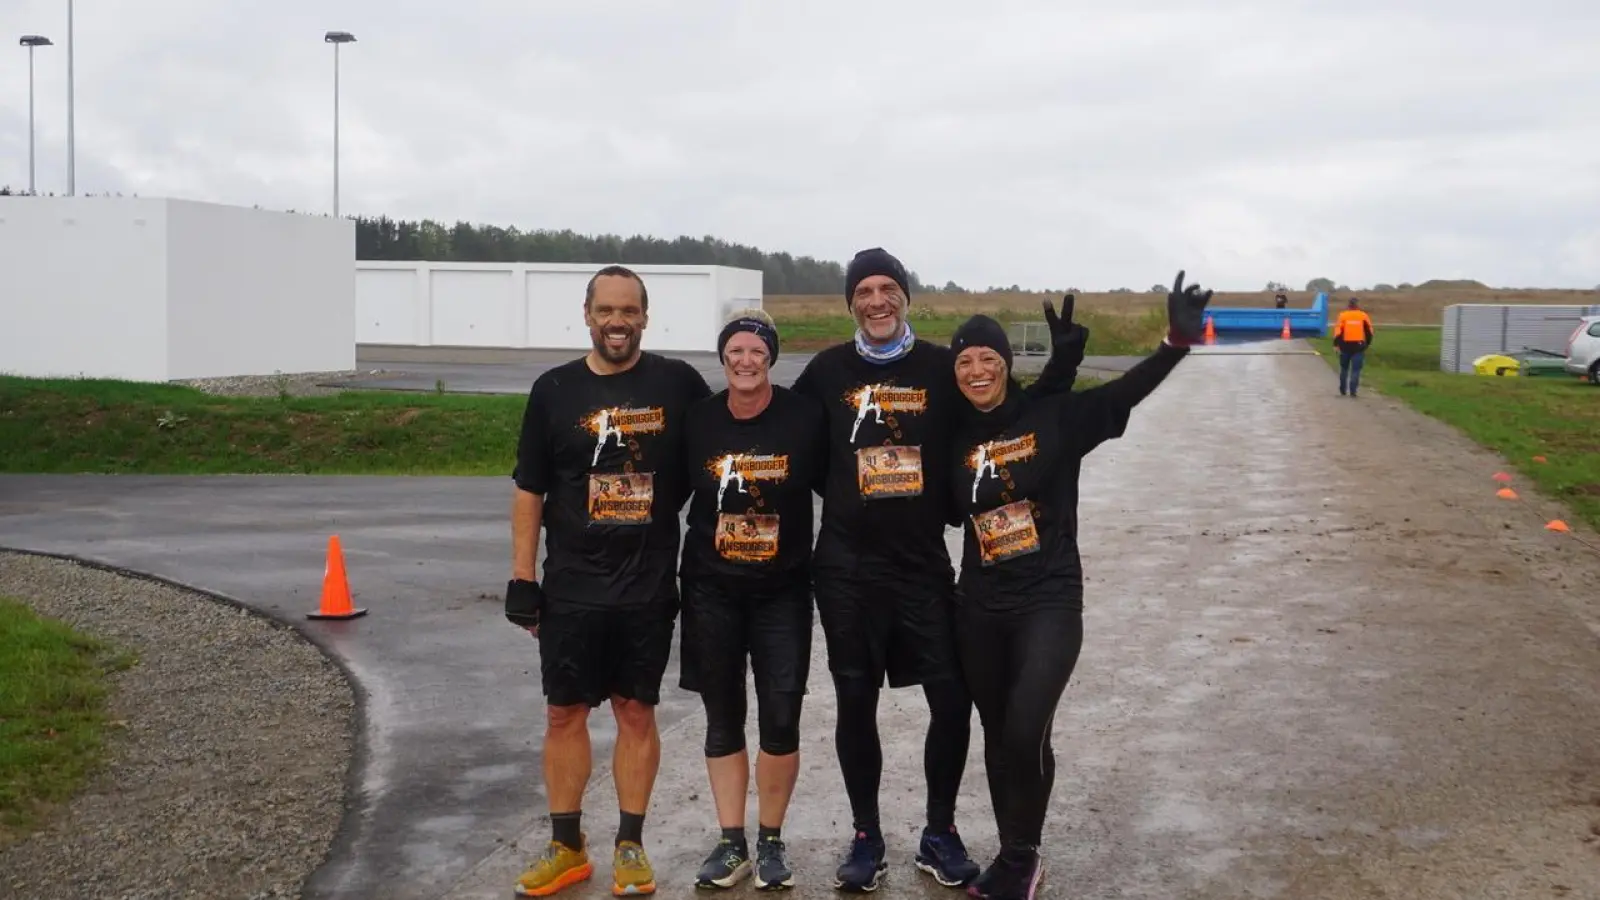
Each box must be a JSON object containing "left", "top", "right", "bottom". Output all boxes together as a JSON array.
[{"left": 4, "top": 340, "right": 1599, "bottom": 899}]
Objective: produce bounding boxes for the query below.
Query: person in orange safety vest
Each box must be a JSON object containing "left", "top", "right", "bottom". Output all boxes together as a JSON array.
[{"left": 1331, "top": 298, "right": 1375, "bottom": 397}]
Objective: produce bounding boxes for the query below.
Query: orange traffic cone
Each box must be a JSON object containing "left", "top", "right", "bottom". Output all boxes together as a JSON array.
[
  {"left": 1545, "top": 519, "right": 1570, "bottom": 532},
  {"left": 1280, "top": 318, "right": 1292, "bottom": 340},
  {"left": 1495, "top": 487, "right": 1518, "bottom": 500},
  {"left": 308, "top": 534, "right": 367, "bottom": 619},
  {"left": 1203, "top": 315, "right": 1216, "bottom": 344}
]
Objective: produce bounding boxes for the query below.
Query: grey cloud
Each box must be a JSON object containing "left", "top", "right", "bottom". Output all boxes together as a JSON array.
[{"left": 2, "top": 0, "right": 1597, "bottom": 291}]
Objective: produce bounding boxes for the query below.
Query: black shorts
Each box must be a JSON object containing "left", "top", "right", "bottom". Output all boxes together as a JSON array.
[
  {"left": 813, "top": 571, "right": 959, "bottom": 689},
  {"left": 537, "top": 589, "right": 679, "bottom": 708},
  {"left": 678, "top": 577, "right": 813, "bottom": 697}
]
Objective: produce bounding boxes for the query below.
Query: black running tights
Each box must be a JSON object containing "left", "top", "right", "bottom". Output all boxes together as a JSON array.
[
  {"left": 954, "top": 602, "right": 1084, "bottom": 849},
  {"left": 833, "top": 674, "right": 972, "bottom": 832}
]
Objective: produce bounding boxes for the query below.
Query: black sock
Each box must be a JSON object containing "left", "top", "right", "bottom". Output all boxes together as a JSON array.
[
  {"left": 617, "top": 811, "right": 645, "bottom": 847},
  {"left": 551, "top": 811, "right": 581, "bottom": 848},
  {"left": 721, "top": 826, "right": 747, "bottom": 848},
  {"left": 852, "top": 820, "right": 882, "bottom": 841},
  {"left": 758, "top": 825, "right": 781, "bottom": 842}
]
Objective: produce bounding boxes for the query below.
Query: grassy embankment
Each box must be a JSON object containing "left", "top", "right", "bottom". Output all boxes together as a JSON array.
[
  {"left": 0, "top": 376, "right": 525, "bottom": 476},
  {"left": 1311, "top": 327, "right": 1600, "bottom": 531},
  {"left": 1, "top": 303, "right": 1140, "bottom": 475},
  {"left": 0, "top": 599, "right": 135, "bottom": 846}
]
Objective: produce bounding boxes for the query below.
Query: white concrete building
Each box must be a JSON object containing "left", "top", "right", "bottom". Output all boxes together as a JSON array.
[
  {"left": 0, "top": 196, "right": 355, "bottom": 381},
  {"left": 355, "top": 261, "right": 764, "bottom": 356}
]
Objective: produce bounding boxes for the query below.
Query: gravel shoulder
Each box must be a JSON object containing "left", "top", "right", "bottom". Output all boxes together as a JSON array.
[{"left": 0, "top": 551, "right": 356, "bottom": 900}]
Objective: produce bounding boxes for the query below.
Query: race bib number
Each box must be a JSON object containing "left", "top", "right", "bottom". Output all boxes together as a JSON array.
[
  {"left": 587, "top": 472, "right": 653, "bottom": 525},
  {"left": 972, "top": 500, "right": 1041, "bottom": 566},
  {"left": 856, "top": 445, "right": 924, "bottom": 499},
  {"left": 715, "top": 513, "right": 780, "bottom": 563}
]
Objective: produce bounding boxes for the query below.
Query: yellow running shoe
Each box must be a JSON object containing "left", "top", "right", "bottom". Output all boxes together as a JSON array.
[
  {"left": 514, "top": 836, "right": 592, "bottom": 897},
  {"left": 612, "top": 840, "right": 656, "bottom": 895}
]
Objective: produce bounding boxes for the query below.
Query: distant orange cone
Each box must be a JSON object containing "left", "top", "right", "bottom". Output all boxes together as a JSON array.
[
  {"left": 1532, "top": 455, "right": 1547, "bottom": 463},
  {"left": 1492, "top": 472, "right": 1512, "bottom": 482},
  {"left": 1203, "top": 315, "right": 1216, "bottom": 344},
  {"left": 1545, "top": 520, "right": 1570, "bottom": 532},
  {"left": 1280, "top": 318, "right": 1292, "bottom": 339},
  {"left": 308, "top": 535, "right": 367, "bottom": 620},
  {"left": 1496, "top": 487, "right": 1518, "bottom": 500}
]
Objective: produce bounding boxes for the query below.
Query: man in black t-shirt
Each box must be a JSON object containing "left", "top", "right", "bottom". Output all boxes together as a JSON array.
[
  {"left": 791, "top": 248, "right": 1085, "bottom": 892},
  {"left": 504, "top": 265, "right": 712, "bottom": 898}
]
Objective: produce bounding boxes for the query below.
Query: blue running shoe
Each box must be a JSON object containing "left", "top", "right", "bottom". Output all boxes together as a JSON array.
[{"left": 915, "top": 825, "right": 981, "bottom": 887}]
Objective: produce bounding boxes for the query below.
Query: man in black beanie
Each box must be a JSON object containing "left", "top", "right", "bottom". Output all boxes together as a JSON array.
[{"left": 791, "top": 247, "right": 1087, "bottom": 891}]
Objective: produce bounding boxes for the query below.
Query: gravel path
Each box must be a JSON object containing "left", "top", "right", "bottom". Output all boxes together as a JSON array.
[
  {"left": 171, "top": 369, "right": 391, "bottom": 398},
  {"left": 0, "top": 551, "right": 356, "bottom": 900}
]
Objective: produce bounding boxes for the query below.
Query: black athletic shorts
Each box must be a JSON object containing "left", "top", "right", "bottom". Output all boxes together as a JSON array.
[
  {"left": 536, "top": 585, "right": 679, "bottom": 709},
  {"left": 813, "top": 570, "right": 959, "bottom": 689},
  {"left": 678, "top": 577, "right": 813, "bottom": 696}
]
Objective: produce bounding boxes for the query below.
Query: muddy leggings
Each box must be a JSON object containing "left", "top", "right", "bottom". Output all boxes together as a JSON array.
[{"left": 953, "top": 600, "right": 1084, "bottom": 849}]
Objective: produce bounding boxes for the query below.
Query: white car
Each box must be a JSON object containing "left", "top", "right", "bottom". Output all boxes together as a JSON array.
[{"left": 1565, "top": 314, "right": 1600, "bottom": 383}]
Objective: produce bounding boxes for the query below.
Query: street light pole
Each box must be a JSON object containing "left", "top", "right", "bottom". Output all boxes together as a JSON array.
[
  {"left": 324, "top": 31, "right": 356, "bottom": 217},
  {"left": 66, "top": 0, "right": 74, "bottom": 196},
  {"left": 19, "top": 35, "right": 54, "bottom": 195}
]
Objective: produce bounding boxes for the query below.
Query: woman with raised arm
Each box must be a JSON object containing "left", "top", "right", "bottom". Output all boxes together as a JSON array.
[{"left": 946, "top": 272, "right": 1212, "bottom": 900}]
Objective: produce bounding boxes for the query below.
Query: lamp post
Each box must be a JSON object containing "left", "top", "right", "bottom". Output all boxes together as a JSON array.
[
  {"left": 19, "top": 35, "right": 53, "bottom": 195},
  {"left": 66, "top": 0, "right": 73, "bottom": 195},
  {"left": 324, "top": 30, "right": 356, "bottom": 217}
]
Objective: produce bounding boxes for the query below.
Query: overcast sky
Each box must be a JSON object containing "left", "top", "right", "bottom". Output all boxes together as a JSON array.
[{"left": 2, "top": 0, "right": 1597, "bottom": 292}]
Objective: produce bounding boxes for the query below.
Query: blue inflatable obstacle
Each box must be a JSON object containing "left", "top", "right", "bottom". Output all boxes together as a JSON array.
[{"left": 1204, "top": 291, "right": 1329, "bottom": 338}]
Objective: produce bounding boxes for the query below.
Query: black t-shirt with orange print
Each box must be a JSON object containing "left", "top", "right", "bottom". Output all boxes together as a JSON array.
[
  {"left": 513, "top": 351, "right": 712, "bottom": 608},
  {"left": 792, "top": 339, "right": 965, "bottom": 584},
  {"left": 679, "top": 385, "right": 828, "bottom": 589},
  {"left": 950, "top": 342, "right": 1189, "bottom": 611}
]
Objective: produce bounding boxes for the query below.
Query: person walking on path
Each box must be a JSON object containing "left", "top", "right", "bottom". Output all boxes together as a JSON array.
[
  {"left": 790, "top": 247, "right": 1086, "bottom": 892},
  {"left": 945, "top": 271, "right": 1212, "bottom": 899},
  {"left": 1331, "top": 297, "right": 1375, "bottom": 396},
  {"left": 677, "top": 309, "right": 829, "bottom": 892},
  {"left": 504, "top": 265, "right": 713, "bottom": 897}
]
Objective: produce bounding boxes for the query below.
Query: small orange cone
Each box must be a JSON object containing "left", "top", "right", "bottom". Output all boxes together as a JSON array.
[
  {"left": 1532, "top": 455, "right": 1547, "bottom": 463},
  {"left": 1492, "top": 472, "right": 1512, "bottom": 483},
  {"left": 1545, "top": 520, "right": 1570, "bottom": 532},
  {"left": 1496, "top": 487, "right": 1518, "bottom": 500},
  {"left": 308, "top": 534, "right": 367, "bottom": 620},
  {"left": 1203, "top": 315, "right": 1216, "bottom": 344},
  {"left": 1281, "top": 318, "right": 1292, "bottom": 340}
]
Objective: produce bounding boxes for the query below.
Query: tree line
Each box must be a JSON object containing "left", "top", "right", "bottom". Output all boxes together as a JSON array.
[{"left": 353, "top": 215, "right": 932, "bottom": 296}]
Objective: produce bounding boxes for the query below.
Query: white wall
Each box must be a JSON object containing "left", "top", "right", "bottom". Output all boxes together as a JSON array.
[
  {"left": 0, "top": 197, "right": 171, "bottom": 381},
  {"left": 356, "top": 261, "right": 764, "bottom": 353},
  {"left": 0, "top": 196, "right": 355, "bottom": 381},
  {"left": 166, "top": 201, "right": 354, "bottom": 379}
]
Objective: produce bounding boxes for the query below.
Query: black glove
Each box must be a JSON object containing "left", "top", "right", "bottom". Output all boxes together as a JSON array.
[
  {"left": 1024, "top": 294, "right": 1089, "bottom": 399},
  {"left": 1042, "top": 294, "right": 1089, "bottom": 367},
  {"left": 1164, "top": 270, "right": 1213, "bottom": 346},
  {"left": 505, "top": 578, "right": 544, "bottom": 629}
]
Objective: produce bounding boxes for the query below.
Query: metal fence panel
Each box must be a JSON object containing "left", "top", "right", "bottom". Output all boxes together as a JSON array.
[{"left": 1437, "top": 304, "right": 1600, "bottom": 373}]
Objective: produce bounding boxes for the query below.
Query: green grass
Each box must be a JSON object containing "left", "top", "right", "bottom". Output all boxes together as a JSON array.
[
  {"left": 0, "top": 598, "right": 135, "bottom": 845},
  {"left": 774, "top": 308, "right": 1169, "bottom": 356},
  {"left": 1313, "top": 327, "right": 1600, "bottom": 531},
  {"left": 0, "top": 376, "right": 525, "bottom": 475}
]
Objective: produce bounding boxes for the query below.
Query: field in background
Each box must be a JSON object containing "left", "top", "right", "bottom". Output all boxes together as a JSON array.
[
  {"left": 775, "top": 307, "right": 1169, "bottom": 354},
  {"left": 768, "top": 286, "right": 1600, "bottom": 327},
  {"left": 1310, "top": 327, "right": 1600, "bottom": 532}
]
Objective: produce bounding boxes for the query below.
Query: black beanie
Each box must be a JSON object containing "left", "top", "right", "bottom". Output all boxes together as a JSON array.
[
  {"left": 950, "top": 314, "right": 1013, "bottom": 371},
  {"left": 718, "top": 315, "right": 779, "bottom": 364},
  {"left": 845, "top": 247, "right": 911, "bottom": 309}
]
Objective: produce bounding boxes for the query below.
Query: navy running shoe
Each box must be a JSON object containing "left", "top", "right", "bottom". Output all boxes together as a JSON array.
[
  {"left": 915, "top": 825, "right": 980, "bottom": 887},
  {"left": 833, "top": 830, "right": 887, "bottom": 892}
]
